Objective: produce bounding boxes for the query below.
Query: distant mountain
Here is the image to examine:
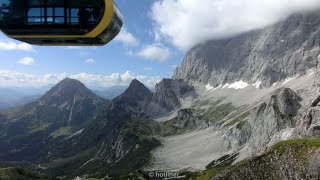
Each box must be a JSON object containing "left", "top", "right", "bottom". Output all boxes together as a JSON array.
[
  {"left": 13, "top": 94, "right": 42, "bottom": 107},
  {"left": 0, "top": 88, "right": 32, "bottom": 109},
  {"left": 0, "top": 79, "right": 162, "bottom": 178},
  {"left": 111, "top": 79, "right": 153, "bottom": 114},
  {"left": 0, "top": 94, "right": 42, "bottom": 109},
  {"left": 0, "top": 86, "right": 50, "bottom": 109},
  {"left": 0, "top": 78, "right": 109, "bottom": 161},
  {"left": 37, "top": 79, "right": 161, "bottom": 177},
  {"left": 94, "top": 86, "right": 128, "bottom": 100}
]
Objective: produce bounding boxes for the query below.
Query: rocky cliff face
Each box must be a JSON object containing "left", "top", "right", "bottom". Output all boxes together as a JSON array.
[
  {"left": 293, "top": 55, "right": 320, "bottom": 137},
  {"left": 174, "top": 12, "right": 320, "bottom": 87},
  {"left": 222, "top": 88, "right": 301, "bottom": 157},
  {"left": 162, "top": 108, "right": 210, "bottom": 136},
  {"left": 146, "top": 79, "right": 196, "bottom": 116}
]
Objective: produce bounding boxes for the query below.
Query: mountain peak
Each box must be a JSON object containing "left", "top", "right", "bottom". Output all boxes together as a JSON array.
[
  {"left": 38, "top": 78, "right": 100, "bottom": 105},
  {"left": 123, "top": 79, "right": 152, "bottom": 97},
  {"left": 59, "top": 77, "right": 83, "bottom": 86},
  {"left": 127, "top": 79, "right": 146, "bottom": 90},
  {"left": 48, "top": 78, "right": 90, "bottom": 95},
  {"left": 112, "top": 79, "right": 152, "bottom": 111}
]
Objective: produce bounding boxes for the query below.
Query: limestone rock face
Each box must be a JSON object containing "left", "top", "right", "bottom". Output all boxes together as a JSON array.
[
  {"left": 293, "top": 54, "right": 320, "bottom": 137},
  {"left": 294, "top": 102, "right": 320, "bottom": 137},
  {"left": 277, "top": 88, "right": 303, "bottom": 116},
  {"left": 146, "top": 79, "right": 196, "bottom": 116},
  {"left": 174, "top": 12, "right": 320, "bottom": 87},
  {"left": 175, "top": 109, "right": 210, "bottom": 130},
  {"left": 226, "top": 88, "right": 302, "bottom": 153}
]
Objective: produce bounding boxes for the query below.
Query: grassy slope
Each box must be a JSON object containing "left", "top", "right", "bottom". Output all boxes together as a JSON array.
[
  {"left": 196, "top": 136, "right": 320, "bottom": 180},
  {"left": 0, "top": 167, "right": 51, "bottom": 180}
]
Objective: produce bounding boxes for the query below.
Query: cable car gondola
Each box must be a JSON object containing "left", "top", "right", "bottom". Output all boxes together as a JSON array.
[{"left": 0, "top": 0, "right": 123, "bottom": 46}]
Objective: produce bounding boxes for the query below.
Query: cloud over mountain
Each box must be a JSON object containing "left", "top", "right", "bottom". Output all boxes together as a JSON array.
[
  {"left": 151, "top": 0, "right": 320, "bottom": 50},
  {"left": 136, "top": 44, "right": 171, "bottom": 63}
]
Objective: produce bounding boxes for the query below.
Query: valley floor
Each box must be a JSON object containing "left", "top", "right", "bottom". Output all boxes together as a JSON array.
[{"left": 148, "top": 128, "right": 229, "bottom": 171}]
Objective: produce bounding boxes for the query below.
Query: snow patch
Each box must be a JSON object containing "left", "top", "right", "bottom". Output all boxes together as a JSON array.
[
  {"left": 282, "top": 76, "right": 298, "bottom": 85},
  {"left": 206, "top": 84, "right": 221, "bottom": 91},
  {"left": 206, "top": 84, "right": 214, "bottom": 91},
  {"left": 212, "top": 84, "right": 222, "bottom": 91},
  {"left": 222, "top": 83, "right": 230, "bottom": 89},
  {"left": 253, "top": 81, "right": 262, "bottom": 89},
  {"left": 307, "top": 71, "right": 315, "bottom": 77},
  {"left": 228, "top": 81, "right": 249, "bottom": 89}
]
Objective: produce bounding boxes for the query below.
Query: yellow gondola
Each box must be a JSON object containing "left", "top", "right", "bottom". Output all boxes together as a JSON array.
[{"left": 0, "top": 0, "right": 123, "bottom": 46}]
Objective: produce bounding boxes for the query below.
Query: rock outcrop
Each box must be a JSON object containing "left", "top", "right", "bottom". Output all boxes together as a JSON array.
[
  {"left": 146, "top": 79, "right": 196, "bottom": 116},
  {"left": 163, "top": 109, "right": 210, "bottom": 135},
  {"left": 226, "top": 88, "right": 302, "bottom": 154},
  {"left": 294, "top": 95, "right": 320, "bottom": 137},
  {"left": 293, "top": 55, "right": 320, "bottom": 137},
  {"left": 176, "top": 109, "right": 210, "bottom": 130}
]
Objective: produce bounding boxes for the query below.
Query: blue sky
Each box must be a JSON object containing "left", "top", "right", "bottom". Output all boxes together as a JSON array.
[
  {"left": 0, "top": 0, "right": 183, "bottom": 89},
  {"left": 0, "top": 0, "right": 319, "bottom": 90}
]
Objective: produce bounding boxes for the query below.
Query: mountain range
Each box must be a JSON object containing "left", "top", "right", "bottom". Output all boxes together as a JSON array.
[
  {"left": 93, "top": 85, "right": 128, "bottom": 100},
  {"left": 0, "top": 85, "right": 128, "bottom": 110},
  {"left": 0, "top": 88, "right": 42, "bottom": 109},
  {"left": 1, "top": 10, "right": 320, "bottom": 180}
]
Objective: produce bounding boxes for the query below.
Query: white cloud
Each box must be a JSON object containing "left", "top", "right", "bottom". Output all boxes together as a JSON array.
[
  {"left": 0, "top": 70, "right": 162, "bottom": 89},
  {"left": 85, "top": 58, "right": 96, "bottom": 64},
  {"left": 120, "top": 70, "right": 136, "bottom": 82},
  {"left": 66, "top": 46, "right": 82, "bottom": 49},
  {"left": 0, "top": 41, "right": 34, "bottom": 52},
  {"left": 115, "top": 27, "right": 139, "bottom": 46},
  {"left": 18, "top": 57, "right": 35, "bottom": 65},
  {"left": 136, "top": 44, "right": 171, "bottom": 63},
  {"left": 151, "top": 0, "right": 320, "bottom": 50}
]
